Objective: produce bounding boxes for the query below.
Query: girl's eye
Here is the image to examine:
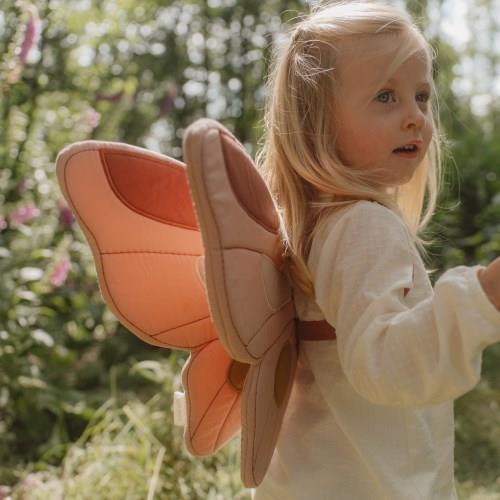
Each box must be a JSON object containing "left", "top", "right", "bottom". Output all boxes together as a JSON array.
[
  {"left": 417, "top": 92, "right": 430, "bottom": 103},
  {"left": 376, "top": 91, "right": 394, "bottom": 104},
  {"left": 376, "top": 91, "right": 431, "bottom": 104}
]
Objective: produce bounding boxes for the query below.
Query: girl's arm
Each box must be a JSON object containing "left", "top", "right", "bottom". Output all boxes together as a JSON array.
[
  {"left": 311, "top": 201, "right": 500, "bottom": 408},
  {"left": 478, "top": 257, "right": 500, "bottom": 310}
]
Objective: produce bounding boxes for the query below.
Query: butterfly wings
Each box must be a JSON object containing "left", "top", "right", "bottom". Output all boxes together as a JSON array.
[
  {"left": 183, "top": 119, "right": 297, "bottom": 487},
  {"left": 55, "top": 118, "right": 298, "bottom": 488},
  {"left": 55, "top": 141, "right": 242, "bottom": 456}
]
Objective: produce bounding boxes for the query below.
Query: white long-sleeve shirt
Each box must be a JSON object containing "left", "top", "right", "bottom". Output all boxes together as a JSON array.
[{"left": 252, "top": 200, "right": 500, "bottom": 500}]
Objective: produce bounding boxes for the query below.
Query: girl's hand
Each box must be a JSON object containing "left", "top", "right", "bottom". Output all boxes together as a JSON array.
[{"left": 478, "top": 257, "right": 500, "bottom": 311}]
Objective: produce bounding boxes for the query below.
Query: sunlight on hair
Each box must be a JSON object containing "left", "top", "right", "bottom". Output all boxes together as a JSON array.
[{"left": 255, "top": 0, "right": 449, "bottom": 298}]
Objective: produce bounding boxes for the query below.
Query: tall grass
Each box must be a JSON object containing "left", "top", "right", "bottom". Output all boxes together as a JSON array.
[{"left": 7, "top": 358, "right": 253, "bottom": 500}]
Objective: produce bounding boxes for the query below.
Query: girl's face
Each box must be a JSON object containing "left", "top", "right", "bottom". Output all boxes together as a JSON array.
[{"left": 332, "top": 34, "right": 433, "bottom": 186}]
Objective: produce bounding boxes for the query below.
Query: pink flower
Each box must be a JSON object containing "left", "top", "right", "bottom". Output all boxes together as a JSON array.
[
  {"left": 50, "top": 257, "right": 71, "bottom": 287},
  {"left": 0, "top": 215, "right": 7, "bottom": 232},
  {"left": 0, "top": 485, "right": 11, "bottom": 499},
  {"left": 58, "top": 200, "right": 75, "bottom": 228},
  {"left": 87, "top": 108, "right": 101, "bottom": 129},
  {"left": 19, "top": 5, "right": 41, "bottom": 65},
  {"left": 9, "top": 204, "right": 40, "bottom": 226},
  {"left": 17, "top": 473, "right": 41, "bottom": 490}
]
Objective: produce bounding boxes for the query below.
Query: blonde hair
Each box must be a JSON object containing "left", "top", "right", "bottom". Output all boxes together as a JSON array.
[{"left": 255, "top": 0, "right": 447, "bottom": 298}]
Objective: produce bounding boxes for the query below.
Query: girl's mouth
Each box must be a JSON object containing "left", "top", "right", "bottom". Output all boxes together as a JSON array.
[{"left": 393, "top": 145, "right": 418, "bottom": 158}]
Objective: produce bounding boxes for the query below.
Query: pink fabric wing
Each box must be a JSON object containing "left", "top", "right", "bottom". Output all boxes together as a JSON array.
[{"left": 55, "top": 141, "right": 244, "bottom": 455}]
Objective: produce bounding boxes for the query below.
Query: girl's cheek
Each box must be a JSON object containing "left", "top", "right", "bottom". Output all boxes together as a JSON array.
[{"left": 367, "top": 116, "right": 388, "bottom": 134}]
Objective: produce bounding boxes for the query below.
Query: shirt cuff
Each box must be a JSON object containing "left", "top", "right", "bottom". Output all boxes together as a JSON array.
[{"left": 470, "top": 264, "right": 500, "bottom": 327}]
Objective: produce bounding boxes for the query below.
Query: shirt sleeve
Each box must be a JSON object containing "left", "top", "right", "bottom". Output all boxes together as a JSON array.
[{"left": 312, "top": 201, "right": 500, "bottom": 408}]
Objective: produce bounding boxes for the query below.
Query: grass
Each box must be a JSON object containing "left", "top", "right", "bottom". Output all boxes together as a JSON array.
[
  {"left": 4, "top": 358, "right": 253, "bottom": 500},
  {"left": 5, "top": 346, "right": 500, "bottom": 499}
]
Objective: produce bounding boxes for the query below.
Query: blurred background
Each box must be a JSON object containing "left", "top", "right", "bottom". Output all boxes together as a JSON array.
[{"left": 1, "top": 0, "right": 500, "bottom": 498}]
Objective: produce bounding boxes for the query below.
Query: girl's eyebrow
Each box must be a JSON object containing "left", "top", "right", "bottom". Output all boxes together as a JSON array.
[{"left": 385, "top": 77, "right": 431, "bottom": 88}]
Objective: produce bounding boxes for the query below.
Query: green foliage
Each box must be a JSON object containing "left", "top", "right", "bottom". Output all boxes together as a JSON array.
[
  {"left": 6, "top": 359, "right": 252, "bottom": 499},
  {"left": 0, "top": 0, "right": 302, "bottom": 495}
]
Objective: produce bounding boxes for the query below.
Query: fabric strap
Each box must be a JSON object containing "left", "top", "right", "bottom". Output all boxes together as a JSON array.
[{"left": 295, "top": 319, "right": 337, "bottom": 341}]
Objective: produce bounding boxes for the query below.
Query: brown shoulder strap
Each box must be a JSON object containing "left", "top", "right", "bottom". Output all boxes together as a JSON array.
[{"left": 296, "top": 319, "right": 337, "bottom": 341}]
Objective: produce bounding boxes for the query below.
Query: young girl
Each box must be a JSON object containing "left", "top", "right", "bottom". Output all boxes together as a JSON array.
[{"left": 251, "top": 1, "right": 500, "bottom": 498}]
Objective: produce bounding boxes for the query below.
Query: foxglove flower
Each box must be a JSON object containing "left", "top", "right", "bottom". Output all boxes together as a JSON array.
[
  {"left": 18, "top": 5, "right": 41, "bottom": 65},
  {"left": 50, "top": 256, "right": 71, "bottom": 287},
  {"left": 58, "top": 200, "right": 75, "bottom": 228},
  {"left": 9, "top": 204, "right": 40, "bottom": 226},
  {"left": 0, "top": 485, "right": 11, "bottom": 500},
  {"left": 87, "top": 108, "right": 101, "bottom": 129}
]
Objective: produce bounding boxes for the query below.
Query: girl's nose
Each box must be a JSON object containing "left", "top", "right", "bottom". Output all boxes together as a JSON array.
[{"left": 402, "top": 104, "right": 426, "bottom": 130}]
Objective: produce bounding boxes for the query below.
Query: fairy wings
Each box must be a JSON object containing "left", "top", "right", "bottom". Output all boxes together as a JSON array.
[{"left": 55, "top": 118, "right": 300, "bottom": 487}]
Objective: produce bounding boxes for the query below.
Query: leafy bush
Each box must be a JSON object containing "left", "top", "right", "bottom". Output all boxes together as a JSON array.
[{"left": 5, "top": 358, "right": 252, "bottom": 499}]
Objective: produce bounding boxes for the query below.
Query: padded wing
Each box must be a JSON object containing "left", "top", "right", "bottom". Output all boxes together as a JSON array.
[
  {"left": 55, "top": 141, "right": 245, "bottom": 455},
  {"left": 182, "top": 119, "right": 298, "bottom": 487}
]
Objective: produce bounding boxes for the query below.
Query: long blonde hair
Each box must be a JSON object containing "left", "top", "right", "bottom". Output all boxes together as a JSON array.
[{"left": 255, "top": 0, "right": 447, "bottom": 298}]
